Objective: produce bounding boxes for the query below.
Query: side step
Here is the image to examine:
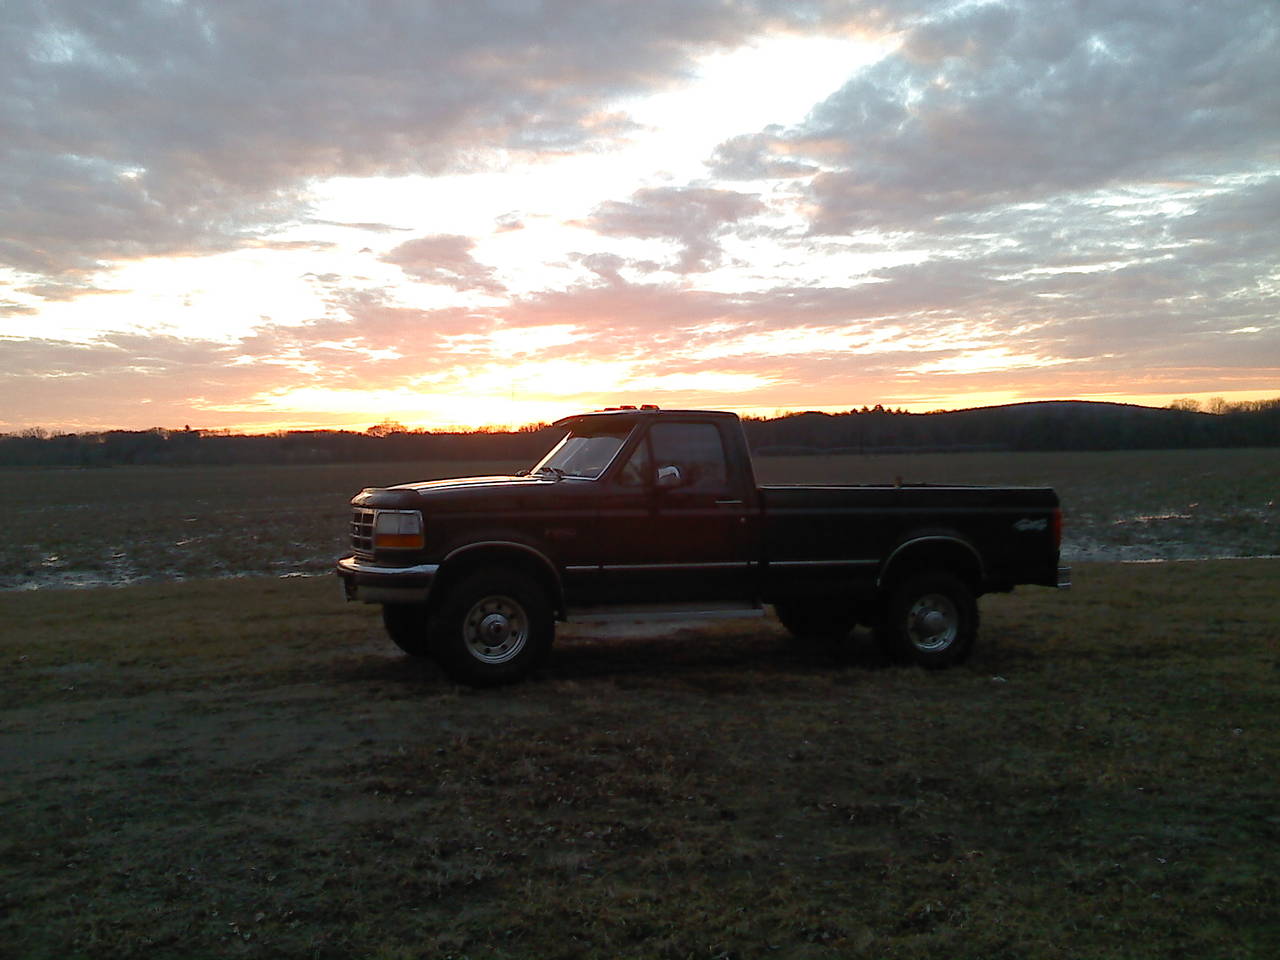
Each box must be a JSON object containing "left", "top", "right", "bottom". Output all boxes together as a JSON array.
[{"left": 566, "top": 601, "right": 764, "bottom": 623}]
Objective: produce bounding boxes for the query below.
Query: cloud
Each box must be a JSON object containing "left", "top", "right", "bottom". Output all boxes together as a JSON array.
[
  {"left": 1, "top": 0, "right": 850, "bottom": 282},
  {"left": 1169, "top": 177, "right": 1280, "bottom": 265},
  {"left": 380, "top": 235, "right": 505, "bottom": 294},
  {"left": 687, "top": 0, "right": 1280, "bottom": 403},
  {"left": 708, "top": 128, "right": 819, "bottom": 180},
  {"left": 4, "top": 247, "right": 1277, "bottom": 433},
  {"left": 584, "top": 186, "right": 766, "bottom": 272},
  {"left": 17, "top": 281, "right": 128, "bottom": 302},
  {"left": 494, "top": 214, "right": 526, "bottom": 234},
  {"left": 715, "top": 0, "right": 1279, "bottom": 231},
  {"left": 305, "top": 220, "right": 415, "bottom": 234}
]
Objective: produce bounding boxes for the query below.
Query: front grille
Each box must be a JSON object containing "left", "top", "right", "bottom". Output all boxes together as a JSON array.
[{"left": 350, "top": 508, "right": 376, "bottom": 556}]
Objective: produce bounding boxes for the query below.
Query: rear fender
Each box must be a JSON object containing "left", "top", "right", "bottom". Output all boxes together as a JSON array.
[{"left": 877, "top": 534, "right": 985, "bottom": 593}]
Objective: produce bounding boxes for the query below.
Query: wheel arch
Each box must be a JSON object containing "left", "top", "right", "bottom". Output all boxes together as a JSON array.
[
  {"left": 434, "top": 541, "right": 564, "bottom": 617},
  {"left": 877, "top": 534, "right": 985, "bottom": 594}
]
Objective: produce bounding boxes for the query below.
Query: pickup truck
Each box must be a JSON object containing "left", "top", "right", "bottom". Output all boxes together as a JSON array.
[{"left": 337, "top": 406, "right": 1069, "bottom": 685}]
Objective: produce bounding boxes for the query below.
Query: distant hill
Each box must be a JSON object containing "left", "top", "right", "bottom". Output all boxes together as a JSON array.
[
  {"left": 742, "top": 399, "right": 1279, "bottom": 454},
  {"left": 1, "top": 399, "right": 1276, "bottom": 467}
]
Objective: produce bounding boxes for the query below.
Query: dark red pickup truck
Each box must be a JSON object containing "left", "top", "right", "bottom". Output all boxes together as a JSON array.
[{"left": 338, "top": 407, "right": 1069, "bottom": 685}]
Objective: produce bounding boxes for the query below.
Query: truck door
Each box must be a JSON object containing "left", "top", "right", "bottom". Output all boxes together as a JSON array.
[{"left": 593, "top": 419, "right": 754, "bottom": 604}]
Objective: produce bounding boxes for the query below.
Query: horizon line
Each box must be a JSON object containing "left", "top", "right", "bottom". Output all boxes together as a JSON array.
[{"left": 9, "top": 395, "right": 1273, "bottom": 439}]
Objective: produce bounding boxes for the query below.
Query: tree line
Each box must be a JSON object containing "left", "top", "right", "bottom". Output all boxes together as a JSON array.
[
  {"left": 1, "top": 399, "right": 1276, "bottom": 468},
  {"left": 743, "top": 399, "right": 1280, "bottom": 455}
]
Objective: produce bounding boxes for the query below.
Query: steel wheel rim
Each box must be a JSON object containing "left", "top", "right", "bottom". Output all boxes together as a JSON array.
[
  {"left": 462, "top": 594, "right": 529, "bottom": 664},
  {"left": 906, "top": 593, "right": 959, "bottom": 652}
]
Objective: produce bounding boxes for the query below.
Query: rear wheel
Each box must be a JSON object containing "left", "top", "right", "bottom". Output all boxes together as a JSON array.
[
  {"left": 381, "top": 603, "right": 433, "bottom": 657},
  {"left": 432, "top": 570, "right": 553, "bottom": 686},
  {"left": 875, "top": 571, "right": 978, "bottom": 669}
]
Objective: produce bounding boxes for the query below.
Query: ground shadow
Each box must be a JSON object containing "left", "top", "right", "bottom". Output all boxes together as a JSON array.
[
  {"left": 544, "top": 623, "right": 892, "bottom": 684},
  {"left": 329, "top": 621, "right": 897, "bottom": 692}
]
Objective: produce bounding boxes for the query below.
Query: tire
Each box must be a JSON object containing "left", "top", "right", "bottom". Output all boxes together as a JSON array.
[
  {"left": 382, "top": 603, "right": 434, "bottom": 657},
  {"left": 773, "top": 602, "right": 857, "bottom": 644},
  {"left": 431, "top": 570, "right": 553, "bottom": 687},
  {"left": 875, "top": 571, "right": 978, "bottom": 669}
]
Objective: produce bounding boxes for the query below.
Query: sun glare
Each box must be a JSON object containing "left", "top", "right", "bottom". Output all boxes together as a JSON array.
[{"left": 205, "top": 354, "right": 781, "bottom": 433}]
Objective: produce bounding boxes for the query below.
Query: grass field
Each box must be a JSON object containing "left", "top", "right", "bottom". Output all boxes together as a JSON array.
[
  {"left": 2, "top": 560, "right": 1278, "bottom": 958},
  {"left": 1, "top": 448, "right": 1277, "bottom": 590}
]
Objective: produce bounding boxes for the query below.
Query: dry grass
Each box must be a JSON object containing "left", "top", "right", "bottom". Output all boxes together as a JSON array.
[{"left": 2, "top": 560, "right": 1277, "bottom": 958}]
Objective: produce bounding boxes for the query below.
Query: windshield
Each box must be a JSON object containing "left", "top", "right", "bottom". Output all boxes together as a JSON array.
[{"left": 531, "top": 421, "right": 634, "bottom": 479}]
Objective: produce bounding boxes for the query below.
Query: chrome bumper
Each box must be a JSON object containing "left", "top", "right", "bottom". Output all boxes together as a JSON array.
[
  {"left": 336, "top": 556, "right": 439, "bottom": 604},
  {"left": 1057, "top": 565, "right": 1072, "bottom": 589}
]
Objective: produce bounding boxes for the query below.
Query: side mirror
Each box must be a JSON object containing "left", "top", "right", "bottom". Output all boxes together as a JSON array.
[{"left": 655, "top": 464, "right": 683, "bottom": 489}]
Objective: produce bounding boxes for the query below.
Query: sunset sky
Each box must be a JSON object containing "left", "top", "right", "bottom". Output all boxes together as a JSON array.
[{"left": 2, "top": 0, "right": 1277, "bottom": 434}]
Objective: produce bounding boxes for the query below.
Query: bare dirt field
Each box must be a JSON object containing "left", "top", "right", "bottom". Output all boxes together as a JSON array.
[
  {"left": 2, "top": 561, "right": 1277, "bottom": 959},
  {"left": 2, "top": 447, "right": 1276, "bottom": 591}
]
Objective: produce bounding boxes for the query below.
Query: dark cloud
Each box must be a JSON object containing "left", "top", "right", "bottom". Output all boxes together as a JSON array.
[
  {"left": 1170, "top": 178, "right": 1280, "bottom": 263},
  {"left": 690, "top": 0, "right": 1280, "bottom": 400},
  {"left": 584, "top": 186, "right": 766, "bottom": 271},
  {"left": 715, "top": 0, "right": 1279, "bottom": 231}
]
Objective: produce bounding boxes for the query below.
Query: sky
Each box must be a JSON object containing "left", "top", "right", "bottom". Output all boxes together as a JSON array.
[{"left": 2, "top": 0, "right": 1277, "bottom": 434}]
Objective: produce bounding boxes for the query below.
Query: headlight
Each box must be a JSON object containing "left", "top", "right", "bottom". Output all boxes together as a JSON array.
[{"left": 373, "top": 510, "right": 424, "bottom": 550}]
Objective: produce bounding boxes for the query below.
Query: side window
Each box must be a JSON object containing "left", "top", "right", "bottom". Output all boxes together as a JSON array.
[
  {"left": 616, "top": 438, "right": 650, "bottom": 487},
  {"left": 649, "top": 423, "right": 729, "bottom": 491}
]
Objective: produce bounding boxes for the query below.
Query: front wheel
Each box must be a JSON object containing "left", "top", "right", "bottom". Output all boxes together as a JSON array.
[
  {"left": 432, "top": 570, "right": 553, "bottom": 686},
  {"left": 875, "top": 571, "right": 978, "bottom": 669}
]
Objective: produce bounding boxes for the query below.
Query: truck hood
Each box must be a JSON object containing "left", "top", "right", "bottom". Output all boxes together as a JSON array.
[
  {"left": 351, "top": 474, "right": 554, "bottom": 508},
  {"left": 393, "top": 475, "right": 546, "bottom": 493}
]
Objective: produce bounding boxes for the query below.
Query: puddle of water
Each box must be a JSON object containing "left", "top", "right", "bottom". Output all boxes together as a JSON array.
[
  {"left": 1113, "top": 513, "right": 1193, "bottom": 525},
  {"left": 3, "top": 561, "right": 334, "bottom": 592},
  {"left": 1122, "top": 555, "right": 1280, "bottom": 564}
]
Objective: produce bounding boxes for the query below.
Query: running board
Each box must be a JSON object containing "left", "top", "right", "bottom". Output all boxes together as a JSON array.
[{"left": 566, "top": 601, "right": 764, "bottom": 623}]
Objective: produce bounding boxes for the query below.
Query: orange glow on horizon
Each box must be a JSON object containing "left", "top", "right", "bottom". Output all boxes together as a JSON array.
[{"left": 163, "top": 386, "right": 1279, "bottom": 436}]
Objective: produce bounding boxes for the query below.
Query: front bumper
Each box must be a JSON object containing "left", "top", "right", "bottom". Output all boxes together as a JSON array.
[{"left": 336, "top": 556, "right": 439, "bottom": 604}]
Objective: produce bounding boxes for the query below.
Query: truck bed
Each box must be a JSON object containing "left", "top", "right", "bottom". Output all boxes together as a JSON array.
[{"left": 759, "top": 483, "right": 1061, "bottom": 590}]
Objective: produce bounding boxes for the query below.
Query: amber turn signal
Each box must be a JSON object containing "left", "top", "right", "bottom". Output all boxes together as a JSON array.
[{"left": 373, "top": 510, "right": 424, "bottom": 550}]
